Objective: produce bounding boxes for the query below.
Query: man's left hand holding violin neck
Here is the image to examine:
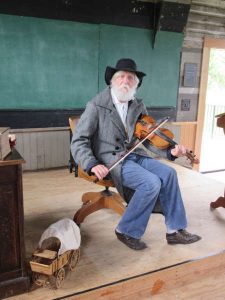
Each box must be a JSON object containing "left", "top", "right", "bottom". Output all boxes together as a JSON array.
[{"left": 170, "top": 144, "right": 187, "bottom": 158}]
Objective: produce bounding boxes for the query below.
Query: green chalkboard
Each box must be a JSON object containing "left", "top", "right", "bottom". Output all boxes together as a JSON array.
[
  {"left": 99, "top": 24, "right": 183, "bottom": 107},
  {"left": 0, "top": 14, "right": 183, "bottom": 109},
  {"left": 0, "top": 14, "right": 99, "bottom": 109}
]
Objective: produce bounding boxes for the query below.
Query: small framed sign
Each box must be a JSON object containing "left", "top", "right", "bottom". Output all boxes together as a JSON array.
[
  {"left": 183, "top": 63, "right": 197, "bottom": 87},
  {"left": 181, "top": 99, "right": 190, "bottom": 111}
]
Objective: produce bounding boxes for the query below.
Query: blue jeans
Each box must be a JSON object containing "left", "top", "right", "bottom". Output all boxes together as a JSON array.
[{"left": 116, "top": 153, "right": 187, "bottom": 239}]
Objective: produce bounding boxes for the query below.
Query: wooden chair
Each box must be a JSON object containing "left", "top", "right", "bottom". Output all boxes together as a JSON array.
[{"left": 69, "top": 117, "right": 126, "bottom": 225}]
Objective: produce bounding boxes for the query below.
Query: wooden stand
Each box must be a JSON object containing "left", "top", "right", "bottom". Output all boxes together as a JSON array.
[
  {"left": 0, "top": 149, "right": 30, "bottom": 299},
  {"left": 210, "top": 189, "right": 225, "bottom": 209},
  {"left": 210, "top": 112, "right": 225, "bottom": 209},
  {"left": 74, "top": 188, "right": 125, "bottom": 225}
]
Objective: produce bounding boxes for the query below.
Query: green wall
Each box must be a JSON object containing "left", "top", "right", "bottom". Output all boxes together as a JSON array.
[
  {"left": 99, "top": 24, "right": 183, "bottom": 107},
  {"left": 0, "top": 14, "right": 183, "bottom": 109}
]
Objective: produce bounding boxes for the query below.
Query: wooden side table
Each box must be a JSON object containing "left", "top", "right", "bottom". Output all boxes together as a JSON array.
[
  {"left": 0, "top": 149, "right": 30, "bottom": 299},
  {"left": 210, "top": 112, "right": 225, "bottom": 209}
]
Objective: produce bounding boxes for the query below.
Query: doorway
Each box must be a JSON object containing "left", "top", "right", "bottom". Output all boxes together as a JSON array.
[
  {"left": 194, "top": 38, "right": 225, "bottom": 174},
  {"left": 200, "top": 48, "right": 225, "bottom": 172}
]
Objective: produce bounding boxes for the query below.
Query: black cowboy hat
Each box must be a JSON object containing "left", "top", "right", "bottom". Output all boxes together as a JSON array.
[{"left": 105, "top": 58, "right": 146, "bottom": 87}]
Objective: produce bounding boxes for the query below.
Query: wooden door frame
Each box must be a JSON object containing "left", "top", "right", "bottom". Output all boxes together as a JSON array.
[{"left": 194, "top": 37, "right": 225, "bottom": 171}]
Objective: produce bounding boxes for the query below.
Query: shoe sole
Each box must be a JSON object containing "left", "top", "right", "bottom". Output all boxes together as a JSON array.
[{"left": 167, "top": 237, "right": 201, "bottom": 245}]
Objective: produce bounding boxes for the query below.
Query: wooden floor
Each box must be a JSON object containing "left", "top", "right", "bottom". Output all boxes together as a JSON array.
[{"left": 8, "top": 160, "right": 225, "bottom": 300}]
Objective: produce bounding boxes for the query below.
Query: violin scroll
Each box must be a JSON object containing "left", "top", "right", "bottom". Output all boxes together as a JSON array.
[{"left": 185, "top": 150, "right": 199, "bottom": 165}]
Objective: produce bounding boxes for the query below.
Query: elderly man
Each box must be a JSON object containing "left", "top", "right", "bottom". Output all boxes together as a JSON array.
[{"left": 71, "top": 58, "right": 201, "bottom": 250}]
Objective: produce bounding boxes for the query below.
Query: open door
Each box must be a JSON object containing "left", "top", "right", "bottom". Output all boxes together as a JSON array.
[{"left": 194, "top": 38, "right": 225, "bottom": 172}]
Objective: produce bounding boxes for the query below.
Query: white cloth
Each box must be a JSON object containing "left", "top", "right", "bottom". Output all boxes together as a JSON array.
[{"left": 38, "top": 218, "right": 81, "bottom": 255}]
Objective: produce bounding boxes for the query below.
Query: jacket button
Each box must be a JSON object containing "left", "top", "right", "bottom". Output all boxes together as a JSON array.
[
  {"left": 112, "top": 152, "right": 116, "bottom": 155},
  {"left": 116, "top": 138, "right": 120, "bottom": 142},
  {"left": 115, "top": 146, "right": 119, "bottom": 150}
]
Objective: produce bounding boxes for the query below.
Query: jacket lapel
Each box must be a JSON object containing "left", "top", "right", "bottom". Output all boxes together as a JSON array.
[
  {"left": 109, "top": 105, "right": 128, "bottom": 139},
  {"left": 99, "top": 88, "right": 127, "bottom": 138},
  {"left": 126, "top": 100, "right": 143, "bottom": 142}
]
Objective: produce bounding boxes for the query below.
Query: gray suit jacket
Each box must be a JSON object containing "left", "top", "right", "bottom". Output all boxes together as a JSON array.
[{"left": 71, "top": 87, "right": 173, "bottom": 201}]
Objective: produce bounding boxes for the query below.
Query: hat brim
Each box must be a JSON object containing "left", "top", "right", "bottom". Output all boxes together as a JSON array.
[{"left": 105, "top": 66, "right": 146, "bottom": 87}]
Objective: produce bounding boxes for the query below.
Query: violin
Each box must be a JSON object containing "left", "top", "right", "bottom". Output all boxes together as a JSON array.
[{"left": 135, "top": 115, "right": 199, "bottom": 165}]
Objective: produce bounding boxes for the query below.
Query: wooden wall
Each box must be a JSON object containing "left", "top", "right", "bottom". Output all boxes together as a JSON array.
[
  {"left": 12, "top": 127, "right": 70, "bottom": 171},
  {"left": 177, "top": 0, "right": 225, "bottom": 122}
]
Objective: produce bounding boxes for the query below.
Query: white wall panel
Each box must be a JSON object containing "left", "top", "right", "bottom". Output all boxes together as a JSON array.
[{"left": 11, "top": 128, "right": 70, "bottom": 171}]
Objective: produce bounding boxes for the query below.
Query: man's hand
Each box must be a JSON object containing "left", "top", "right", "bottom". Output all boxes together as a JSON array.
[
  {"left": 171, "top": 144, "right": 187, "bottom": 157},
  {"left": 91, "top": 164, "right": 109, "bottom": 180}
]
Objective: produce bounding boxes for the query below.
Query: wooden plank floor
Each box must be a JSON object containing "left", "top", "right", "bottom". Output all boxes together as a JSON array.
[
  {"left": 64, "top": 250, "right": 225, "bottom": 300},
  {"left": 8, "top": 160, "right": 225, "bottom": 300}
]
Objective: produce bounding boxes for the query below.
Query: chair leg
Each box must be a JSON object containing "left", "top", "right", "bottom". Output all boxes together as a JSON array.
[{"left": 74, "top": 190, "right": 126, "bottom": 225}]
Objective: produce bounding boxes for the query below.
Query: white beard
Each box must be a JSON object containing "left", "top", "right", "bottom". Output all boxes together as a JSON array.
[{"left": 111, "top": 83, "right": 137, "bottom": 103}]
